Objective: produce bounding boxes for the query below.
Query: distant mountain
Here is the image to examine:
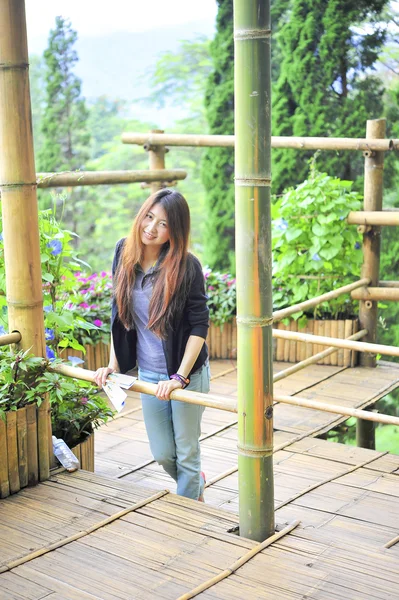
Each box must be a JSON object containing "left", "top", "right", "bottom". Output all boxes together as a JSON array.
[{"left": 28, "top": 20, "right": 215, "bottom": 126}]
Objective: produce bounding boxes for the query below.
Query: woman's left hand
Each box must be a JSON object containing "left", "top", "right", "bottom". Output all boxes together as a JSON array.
[{"left": 156, "top": 378, "right": 183, "bottom": 401}]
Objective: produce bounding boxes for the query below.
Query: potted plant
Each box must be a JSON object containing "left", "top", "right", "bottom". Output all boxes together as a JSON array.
[
  {"left": 271, "top": 163, "right": 363, "bottom": 365},
  {"left": 0, "top": 348, "right": 114, "bottom": 498}
]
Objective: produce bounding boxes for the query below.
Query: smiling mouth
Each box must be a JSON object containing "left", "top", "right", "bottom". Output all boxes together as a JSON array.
[{"left": 143, "top": 231, "right": 156, "bottom": 240}]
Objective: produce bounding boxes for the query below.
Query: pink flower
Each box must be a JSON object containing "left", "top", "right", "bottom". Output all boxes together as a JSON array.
[
  {"left": 227, "top": 279, "right": 236, "bottom": 287},
  {"left": 208, "top": 285, "right": 215, "bottom": 291},
  {"left": 93, "top": 319, "right": 103, "bottom": 327},
  {"left": 101, "top": 271, "right": 108, "bottom": 277},
  {"left": 80, "top": 289, "right": 88, "bottom": 295},
  {"left": 79, "top": 302, "right": 89, "bottom": 309},
  {"left": 89, "top": 304, "right": 99, "bottom": 310},
  {"left": 80, "top": 397, "right": 88, "bottom": 405}
]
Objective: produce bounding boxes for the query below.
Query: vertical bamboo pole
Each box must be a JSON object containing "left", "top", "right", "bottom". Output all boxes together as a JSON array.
[
  {"left": 0, "top": 0, "right": 49, "bottom": 480},
  {"left": 358, "top": 119, "right": 385, "bottom": 367},
  {"left": 0, "top": 417, "right": 10, "bottom": 497},
  {"left": 235, "top": 0, "right": 275, "bottom": 541},
  {"left": 357, "top": 119, "right": 385, "bottom": 448},
  {"left": 147, "top": 129, "right": 166, "bottom": 194}
]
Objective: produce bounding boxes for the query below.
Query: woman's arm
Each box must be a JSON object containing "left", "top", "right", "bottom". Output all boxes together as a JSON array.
[
  {"left": 93, "top": 333, "right": 121, "bottom": 387},
  {"left": 155, "top": 335, "right": 205, "bottom": 400}
]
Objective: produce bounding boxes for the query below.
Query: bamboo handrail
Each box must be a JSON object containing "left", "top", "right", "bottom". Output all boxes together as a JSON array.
[
  {"left": 273, "top": 278, "right": 370, "bottom": 321},
  {"left": 351, "top": 287, "right": 399, "bottom": 302},
  {"left": 273, "top": 329, "right": 368, "bottom": 382},
  {"left": 0, "top": 332, "right": 21, "bottom": 346},
  {"left": 121, "top": 132, "right": 397, "bottom": 152},
  {"left": 36, "top": 169, "right": 187, "bottom": 188},
  {"left": 49, "top": 363, "right": 237, "bottom": 413},
  {"left": 49, "top": 362, "right": 399, "bottom": 426},
  {"left": 176, "top": 520, "right": 300, "bottom": 600},
  {"left": 274, "top": 393, "right": 399, "bottom": 426},
  {"left": 348, "top": 211, "right": 399, "bottom": 226},
  {"left": 380, "top": 281, "right": 399, "bottom": 288},
  {"left": 273, "top": 328, "right": 399, "bottom": 357}
]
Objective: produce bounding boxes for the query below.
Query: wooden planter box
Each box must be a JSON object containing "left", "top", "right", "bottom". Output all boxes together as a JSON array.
[
  {"left": 273, "top": 318, "right": 359, "bottom": 367},
  {"left": 72, "top": 434, "right": 95, "bottom": 472},
  {"left": 66, "top": 318, "right": 358, "bottom": 368},
  {"left": 0, "top": 404, "right": 50, "bottom": 499}
]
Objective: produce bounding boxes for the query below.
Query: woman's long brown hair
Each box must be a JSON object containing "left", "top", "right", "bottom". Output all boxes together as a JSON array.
[{"left": 114, "top": 189, "right": 193, "bottom": 338}]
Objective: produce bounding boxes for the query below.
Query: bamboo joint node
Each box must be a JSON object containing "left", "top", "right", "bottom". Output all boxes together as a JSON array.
[
  {"left": 0, "top": 182, "right": 37, "bottom": 190},
  {"left": 237, "top": 445, "right": 273, "bottom": 457},
  {"left": 234, "top": 29, "right": 272, "bottom": 40},
  {"left": 0, "top": 62, "right": 29, "bottom": 70},
  {"left": 236, "top": 316, "right": 273, "bottom": 327},
  {"left": 235, "top": 177, "right": 271, "bottom": 187}
]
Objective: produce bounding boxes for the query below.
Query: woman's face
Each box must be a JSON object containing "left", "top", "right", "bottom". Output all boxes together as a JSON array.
[{"left": 141, "top": 202, "right": 170, "bottom": 248}]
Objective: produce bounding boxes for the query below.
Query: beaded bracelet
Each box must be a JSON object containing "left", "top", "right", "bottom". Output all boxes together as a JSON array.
[{"left": 170, "top": 373, "right": 190, "bottom": 389}]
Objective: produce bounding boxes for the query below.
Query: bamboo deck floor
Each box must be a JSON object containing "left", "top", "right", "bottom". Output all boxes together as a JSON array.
[{"left": 1, "top": 359, "right": 399, "bottom": 599}]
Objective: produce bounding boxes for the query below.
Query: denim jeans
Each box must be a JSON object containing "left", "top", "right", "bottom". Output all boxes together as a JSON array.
[{"left": 138, "top": 363, "right": 210, "bottom": 499}]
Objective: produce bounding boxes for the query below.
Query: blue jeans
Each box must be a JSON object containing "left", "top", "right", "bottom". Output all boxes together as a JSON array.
[{"left": 138, "top": 363, "right": 210, "bottom": 499}]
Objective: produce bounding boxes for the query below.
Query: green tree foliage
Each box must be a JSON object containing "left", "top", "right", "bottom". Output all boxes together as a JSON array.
[
  {"left": 38, "top": 16, "right": 90, "bottom": 173},
  {"left": 273, "top": 0, "right": 389, "bottom": 193},
  {"left": 202, "top": 0, "right": 235, "bottom": 273}
]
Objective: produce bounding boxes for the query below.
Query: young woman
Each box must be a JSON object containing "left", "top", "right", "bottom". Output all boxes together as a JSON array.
[{"left": 94, "top": 189, "right": 210, "bottom": 501}]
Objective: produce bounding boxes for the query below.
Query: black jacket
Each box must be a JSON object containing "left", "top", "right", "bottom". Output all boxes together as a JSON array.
[{"left": 111, "top": 238, "right": 209, "bottom": 376}]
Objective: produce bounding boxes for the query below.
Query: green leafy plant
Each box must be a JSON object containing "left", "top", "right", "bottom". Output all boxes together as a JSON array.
[
  {"left": 0, "top": 348, "right": 114, "bottom": 446},
  {"left": 272, "top": 165, "right": 363, "bottom": 323}
]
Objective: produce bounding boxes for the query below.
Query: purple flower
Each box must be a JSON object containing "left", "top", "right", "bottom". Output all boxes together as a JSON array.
[
  {"left": 44, "top": 305, "right": 53, "bottom": 313},
  {"left": 0, "top": 325, "right": 6, "bottom": 335},
  {"left": 0, "top": 232, "right": 3, "bottom": 242},
  {"left": 354, "top": 242, "right": 361, "bottom": 250},
  {"left": 47, "top": 240, "right": 62, "bottom": 256},
  {"left": 312, "top": 253, "right": 321, "bottom": 261},
  {"left": 100, "top": 271, "right": 107, "bottom": 277},
  {"left": 80, "top": 289, "right": 88, "bottom": 295},
  {"left": 79, "top": 302, "right": 89, "bottom": 309},
  {"left": 227, "top": 278, "right": 236, "bottom": 287},
  {"left": 46, "top": 346, "right": 56, "bottom": 361},
  {"left": 89, "top": 304, "right": 99, "bottom": 310},
  {"left": 45, "top": 328, "right": 55, "bottom": 341},
  {"left": 208, "top": 285, "right": 215, "bottom": 291},
  {"left": 80, "top": 397, "right": 88, "bottom": 405},
  {"left": 93, "top": 319, "right": 103, "bottom": 327},
  {"left": 68, "top": 355, "right": 85, "bottom": 366}
]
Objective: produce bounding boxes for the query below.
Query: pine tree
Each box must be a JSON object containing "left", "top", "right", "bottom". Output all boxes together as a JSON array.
[
  {"left": 202, "top": 0, "right": 235, "bottom": 273},
  {"left": 38, "top": 16, "right": 90, "bottom": 173},
  {"left": 272, "top": 0, "right": 388, "bottom": 193}
]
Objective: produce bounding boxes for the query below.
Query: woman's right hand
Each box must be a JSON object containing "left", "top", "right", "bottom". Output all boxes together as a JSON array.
[{"left": 93, "top": 366, "right": 115, "bottom": 388}]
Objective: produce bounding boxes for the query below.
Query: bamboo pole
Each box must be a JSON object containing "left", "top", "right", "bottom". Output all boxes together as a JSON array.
[
  {"left": 348, "top": 211, "right": 399, "bottom": 226},
  {"left": 145, "top": 129, "right": 166, "bottom": 194},
  {"left": 272, "top": 328, "right": 399, "bottom": 357},
  {"left": 0, "top": 332, "right": 21, "bottom": 346},
  {"left": 16, "top": 406, "right": 28, "bottom": 488},
  {"left": 274, "top": 393, "right": 399, "bottom": 426},
  {"left": 358, "top": 119, "right": 385, "bottom": 369},
  {"left": 0, "top": 0, "right": 49, "bottom": 480},
  {"left": 26, "top": 404, "right": 38, "bottom": 485},
  {"left": 49, "top": 363, "right": 399, "bottom": 427},
  {"left": 234, "top": 0, "right": 275, "bottom": 542},
  {"left": 379, "top": 281, "right": 399, "bottom": 288},
  {"left": 6, "top": 411, "right": 20, "bottom": 493},
  {"left": 272, "top": 278, "right": 370, "bottom": 321},
  {"left": 36, "top": 168, "right": 186, "bottom": 188},
  {"left": 273, "top": 329, "right": 367, "bottom": 383},
  {"left": 351, "top": 287, "right": 399, "bottom": 301},
  {"left": 122, "top": 132, "right": 397, "bottom": 152}
]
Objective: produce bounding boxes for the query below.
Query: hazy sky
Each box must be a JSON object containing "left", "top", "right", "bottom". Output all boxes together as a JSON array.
[{"left": 25, "top": 0, "right": 217, "bottom": 39}]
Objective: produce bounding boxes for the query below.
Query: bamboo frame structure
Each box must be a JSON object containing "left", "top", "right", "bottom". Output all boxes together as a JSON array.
[
  {"left": 36, "top": 169, "right": 186, "bottom": 188},
  {"left": 351, "top": 287, "right": 399, "bottom": 302},
  {"left": 234, "top": 0, "right": 275, "bottom": 542},
  {"left": 146, "top": 129, "right": 166, "bottom": 194},
  {"left": 0, "top": 332, "right": 21, "bottom": 346},
  {"left": 273, "top": 329, "right": 368, "bottom": 382},
  {"left": 0, "top": 0, "right": 49, "bottom": 481},
  {"left": 358, "top": 119, "right": 386, "bottom": 369},
  {"left": 273, "top": 328, "right": 399, "bottom": 358},
  {"left": 122, "top": 132, "right": 398, "bottom": 152},
  {"left": 272, "top": 278, "right": 370, "bottom": 322},
  {"left": 348, "top": 211, "right": 399, "bottom": 226}
]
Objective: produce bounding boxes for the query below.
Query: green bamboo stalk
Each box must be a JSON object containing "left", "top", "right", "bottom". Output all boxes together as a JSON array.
[{"left": 234, "top": 0, "right": 274, "bottom": 541}]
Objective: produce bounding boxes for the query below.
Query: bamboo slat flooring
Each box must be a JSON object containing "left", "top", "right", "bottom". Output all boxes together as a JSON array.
[{"left": 2, "top": 359, "right": 399, "bottom": 598}]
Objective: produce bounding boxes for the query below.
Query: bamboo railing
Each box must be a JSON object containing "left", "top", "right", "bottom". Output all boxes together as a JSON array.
[
  {"left": 122, "top": 132, "right": 398, "bottom": 152},
  {"left": 36, "top": 169, "right": 186, "bottom": 188},
  {"left": 0, "top": 332, "right": 21, "bottom": 346},
  {"left": 348, "top": 211, "right": 399, "bottom": 226}
]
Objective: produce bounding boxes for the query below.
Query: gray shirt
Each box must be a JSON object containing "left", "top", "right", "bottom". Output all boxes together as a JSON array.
[{"left": 132, "top": 264, "right": 168, "bottom": 374}]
